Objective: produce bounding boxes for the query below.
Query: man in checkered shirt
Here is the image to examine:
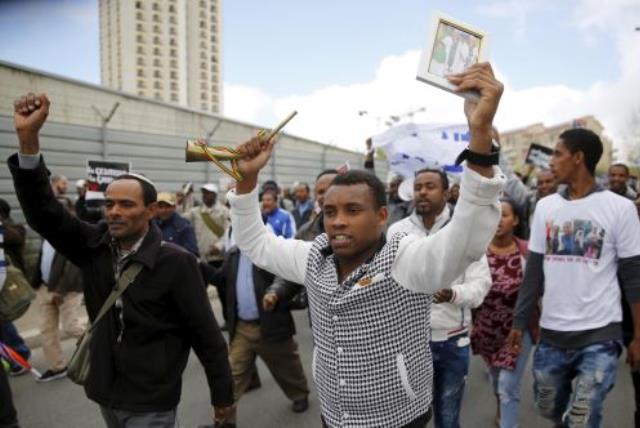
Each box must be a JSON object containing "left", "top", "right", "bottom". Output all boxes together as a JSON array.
[{"left": 226, "top": 63, "right": 506, "bottom": 428}]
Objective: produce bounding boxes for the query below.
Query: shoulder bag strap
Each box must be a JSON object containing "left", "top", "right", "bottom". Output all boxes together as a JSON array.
[{"left": 88, "top": 262, "right": 143, "bottom": 333}]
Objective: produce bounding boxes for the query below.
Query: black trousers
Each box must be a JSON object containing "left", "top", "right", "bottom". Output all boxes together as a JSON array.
[
  {"left": 0, "top": 365, "right": 18, "bottom": 428},
  {"left": 322, "top": 409, "right": 431, "bottom": 428}
]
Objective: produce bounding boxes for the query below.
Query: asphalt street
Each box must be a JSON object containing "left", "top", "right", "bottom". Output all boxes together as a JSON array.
[{"left": 7, "top": 307, "right": 635, "bottom": 428}]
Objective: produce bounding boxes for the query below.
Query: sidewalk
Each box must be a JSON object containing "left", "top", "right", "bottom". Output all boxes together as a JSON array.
[{"left": 12, "top": 287, "right": 223, "bottom": 348}]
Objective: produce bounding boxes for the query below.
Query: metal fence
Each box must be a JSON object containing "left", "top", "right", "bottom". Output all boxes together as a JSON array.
[{"left": 0, "top": 115, "right": 387, "bottom": 227}]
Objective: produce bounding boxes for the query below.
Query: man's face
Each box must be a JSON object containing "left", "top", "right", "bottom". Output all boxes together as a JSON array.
[
  {"left": 323, "top": 183, "right": 387, "bottom": 260},
  {"left": 414, "top": 172, "right": 448, "bottom": 218},
  {"left": 608, "top": 166, "right": 629, "bottom": 194},
  {"left": 202, "top": 189, "right": 217, "bottom": 207},
  {"left": 388, "top": 179, "right": 401, "bottom": 198},
  {"left": 536, "top": 171, "right": 557, "bottom": 198},
  {"left": 296, "top": 185, "right": 310, "bottom": 203},
  {"left": 261, "top": 192, "right": 277, "bottom": 214},
  {"left": 550, "top": 140, "right": 580, "bottom": 184},
  {"left": 314, "top": 174, "right": 337, "bottom": 209},
  {"left": 55, "top": 177, "right": 69, "bottom": 195},
  {"left": 449, "top": 184, "right": 460, "bottom": 202},
  {"left": 156, "top": 202, "right": 175, "bottom": 221},
  {"left": 105, "top": 180, "right": 156, "bottom": 242}
]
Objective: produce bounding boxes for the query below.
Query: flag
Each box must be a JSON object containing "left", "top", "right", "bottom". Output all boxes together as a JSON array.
[
  {"left": 0, "top": 341, "right": 41, "bottom": 378},
  {"left": 372, "top": 122, "right": 469, "bottom": 179}
]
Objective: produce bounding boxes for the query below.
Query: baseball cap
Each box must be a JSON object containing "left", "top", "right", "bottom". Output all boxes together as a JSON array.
[
  {"left": 157, "top": 192, "right": 176, "bottom": 206},
  {"left": 201, "top": 183, "right": 219, "bottom": 193}
]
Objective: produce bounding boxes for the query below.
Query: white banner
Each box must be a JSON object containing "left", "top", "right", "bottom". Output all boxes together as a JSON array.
[{"left": 372, "top": 122, "right": 469, "bottom": 179}]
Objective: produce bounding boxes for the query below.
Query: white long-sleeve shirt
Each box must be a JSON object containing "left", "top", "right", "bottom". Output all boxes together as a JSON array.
[
  {"left": 387, "top": 206, "right": 491, "bottom": 342},
  {"left": 227, "top": 165, "right": 504, "bottom": 427}
]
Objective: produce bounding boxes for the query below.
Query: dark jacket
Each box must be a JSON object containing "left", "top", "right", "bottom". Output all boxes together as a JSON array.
[
  {"left": 208, "top": 246, "right": 297, "bottom": 343},
  {"left": 292, "top": 203, "right": 312, "bottom": 229},
  {"left": 9, "top": 154, "right": 233, "bottom": 412},
  {"left": 153, "top": 212, "right": 199, "bottom": 257},
  {"left": 32, "top": 246, "right": 83, "bottom": 294}
]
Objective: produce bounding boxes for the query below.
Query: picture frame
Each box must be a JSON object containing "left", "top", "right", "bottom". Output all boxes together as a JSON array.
[{"left": 416, "top": 12, "right": 489, "bottom": 100}]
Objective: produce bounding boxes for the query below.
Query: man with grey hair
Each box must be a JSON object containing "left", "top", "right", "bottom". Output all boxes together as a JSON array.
[{"left": 50, "top": 174, "right": 68, "bottom": 197}]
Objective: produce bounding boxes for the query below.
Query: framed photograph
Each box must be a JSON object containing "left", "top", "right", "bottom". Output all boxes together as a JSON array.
[{"left": 416, "top": 12, "right": 489, "bottom": 100}]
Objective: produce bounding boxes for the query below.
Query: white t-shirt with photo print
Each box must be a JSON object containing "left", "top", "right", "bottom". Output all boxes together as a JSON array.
[{"left": 529, "top": 190, "right": 640, "bottom": 332}]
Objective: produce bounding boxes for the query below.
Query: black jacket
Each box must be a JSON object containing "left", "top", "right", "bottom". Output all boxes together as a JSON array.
[
  {"left": 9, "top": 154, "right": 233, "bottom": 412},
  {"left": 32, "top": 246, "right": 83, "bottom": 294},
  {"left": 208, "top": 246, "right": 297, "bottom": 343}
]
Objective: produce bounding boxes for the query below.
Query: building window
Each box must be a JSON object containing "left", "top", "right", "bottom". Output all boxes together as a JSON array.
[
  {"left": 152, "top": 3, "right": 160, "bottom": 11},
  {"left": 170, "top": 71, "right": 177, "bottom": 79},
  {"left": 211, "top": 55, "right": 218, "bottom": 63},
  {"left": 169, "top": 27, "right": 176, "bottom": 35},
  {"left": 137, "top": 46, "right": 144, "bottom": 54},
  {"left": 169, "top": 16, "right": 176, "bottom": 24},
  {"left": 169, "top": 5, "right": 176, "bottom": 13},
  {"left": 200, "top": 52, "right": 206, "bottom": 60},
  {"left": 170, "top": 60, "right": 177, "bottom": 68},
  {"left": 212, "top": 95, "right": 218, "bottom": 102},
  {"left": 137, "top": 57, "right": 145, "bottom": 66},
  {"left": 170, "top": 49, "right": 177, "bottom": 57},
  {"left": 169, "top": 38, "right": 176, "bottom": 46},
  {"left": 153, "top": 25, "right": 161, "bottom": 33},
  {"left": 210, "top": 35, "right": 217, "bottom": 43},
  {"left": 153, "top": 36, "right": 161, "bottom": 44},
  {"left": 201, "top": 62, "right": 207, "bottom": 70},
  {"left": 200, "top": 0, "right": 206, "bottom": 7},
  {"left": 136, "top": 1, "right": 142, "bottom": 9},
  {"left": 199, "top": 20, "right": 205, "bottom": 29},
  {"left": 137, "top": 80, "right": 145, "bottom": 88},
  {"left": 200, "top": 71, "right": 207, "bottom": 79},
  {"left": 171, "top": 82, "right": 178, "bottom": 90},
  {"left": 136, "top": 11, "right": 143, "bottom": 20},
  {"left": 171, "top": 93, "right": 178, "bottom": 101},
  {"left": 153, "top": 14, "right": 160, "bottom": 22},
  {"left": 137, "top": 69, "right": 144, "bottom": 77},
  {"left": 201, "top": 103, "right": 208, "bottom": 110},
  {"left": 153, "top": 47, "right": 160, "bottom": 55},
  {"left": 201, "top": 82, "right": 208, "bottom": 90},
  {"left": 200, "top": 30, "right": 206, "bottom": 39},
  {"left": 154, "top": 81, "right": 162, "bottom": 89},
  {"left": 200, "top": 41, "right": 207, "bottom": 49},
  {"left": 137, "top": 23, "right": 144, "bottom": 31},
  {"left": 201, "top": 92, "right": 207, "bottom": 100},
  {"left": 138, "top": 90, "right": 145, "bottom": 96},
  {"left": 137, "top": 35, "right": 144, "bottom": 43},
  {"left": 153, "top": 58, "right": 161, "bottom": 66},
  {"left": 155, "top": 92, "right": 162, "bottom": 99},
  {"left": 211, "top": 5, "right": 216, "bottom": 13},
  {"left": 154, "top": 70, "right": 161, "bottom": 78}
]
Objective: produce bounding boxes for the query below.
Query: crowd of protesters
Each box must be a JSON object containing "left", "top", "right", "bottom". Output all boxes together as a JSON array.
[{"left": 2, "top": 63, "right": 640, "bottom": 428}]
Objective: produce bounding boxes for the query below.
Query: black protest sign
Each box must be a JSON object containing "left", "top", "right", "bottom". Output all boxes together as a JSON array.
[{"left": 86, "top": 160, "right": 131, "bottom": 193}]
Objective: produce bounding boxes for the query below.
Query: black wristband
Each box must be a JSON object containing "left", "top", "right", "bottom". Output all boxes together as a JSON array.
[{"left": 455, "top": 142, "right": 500, "bottom": 167}]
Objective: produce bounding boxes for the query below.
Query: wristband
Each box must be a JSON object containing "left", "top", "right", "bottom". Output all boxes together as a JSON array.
[{"left": 455, "top": 141, "right": 500, "bottom": 166}]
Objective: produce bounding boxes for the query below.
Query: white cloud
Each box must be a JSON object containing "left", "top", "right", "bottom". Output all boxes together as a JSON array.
[
  {"left": 224, "top": 1, "right": 640, "bottom": 161},
  {"left": 475, "top": 0, "right": 539, "bottom": 38}
]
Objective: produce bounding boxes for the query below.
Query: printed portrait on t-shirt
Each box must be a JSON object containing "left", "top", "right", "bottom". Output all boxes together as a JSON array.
[{"left": 545, "top": 219, "right": 605, "bottom": 259}]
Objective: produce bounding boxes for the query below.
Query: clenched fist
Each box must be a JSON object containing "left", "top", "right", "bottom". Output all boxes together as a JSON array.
[{"left": 13, "top": 92, "right": 50, "bottom": 154}]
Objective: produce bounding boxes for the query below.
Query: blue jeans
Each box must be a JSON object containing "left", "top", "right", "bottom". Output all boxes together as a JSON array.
[
  {"left": 430, "top": 334, "right": 470, "bottom": 428},
  {"left": 490, "top": 332, "right": 533, "bottom": 428},
  {"left": 533, "top": 340, "right": 622, "bottom": 428}
]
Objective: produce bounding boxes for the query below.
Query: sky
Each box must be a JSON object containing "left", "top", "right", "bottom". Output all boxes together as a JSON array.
[{"left": 0, "top": 0, "right": 639, "bottom": 158}]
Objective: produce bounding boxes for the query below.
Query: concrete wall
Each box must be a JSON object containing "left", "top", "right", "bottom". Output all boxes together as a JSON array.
[{"left": 0, "top": 60, "right": 388, "bottom": 228}]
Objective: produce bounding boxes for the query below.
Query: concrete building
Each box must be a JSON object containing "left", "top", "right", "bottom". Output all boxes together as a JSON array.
[
  {"left": 99, "top": 0, "right": 222, "bottom": 113},
  {"left": 0, "top": 60, "right": 382, "bottom": 227},
  {"left": 500, "top": 115, "right": 614, "bottom": 175}
]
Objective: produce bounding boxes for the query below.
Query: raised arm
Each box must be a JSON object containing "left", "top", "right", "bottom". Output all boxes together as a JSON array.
[
  {"left": 226, "top": 137, "right": 312, "bottom": 283},
  {"left": 392, "top": 63, "right": 505, "bottom": 293},
  {"left": 8, "top": 93, "right": 96, "bottom": 267}
]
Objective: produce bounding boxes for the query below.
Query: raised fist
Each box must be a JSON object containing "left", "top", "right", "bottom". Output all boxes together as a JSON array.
[{"left": 13, "top": 92, "right": 50, "bottom": 153}]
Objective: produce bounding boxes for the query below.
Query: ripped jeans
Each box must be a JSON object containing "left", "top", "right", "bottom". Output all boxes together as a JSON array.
[
  {"left": 430, "top": 334, "right": 470, "bottom": 428},
  {"left": 532, "top": 340, "right": 622, "bottom": 428}
]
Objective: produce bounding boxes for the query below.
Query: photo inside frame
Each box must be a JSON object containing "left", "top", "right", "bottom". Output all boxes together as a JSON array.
[{"left": 428, "top": 20, "right": 483, "bottom": 78}]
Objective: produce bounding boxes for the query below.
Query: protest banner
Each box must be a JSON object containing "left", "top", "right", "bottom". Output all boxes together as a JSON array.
[
  {"left": 525, "top": 143, "right": 553, "bottom": 169},
  {"left": 85, "top": 160, "right": 131, "bottom": 200}
]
